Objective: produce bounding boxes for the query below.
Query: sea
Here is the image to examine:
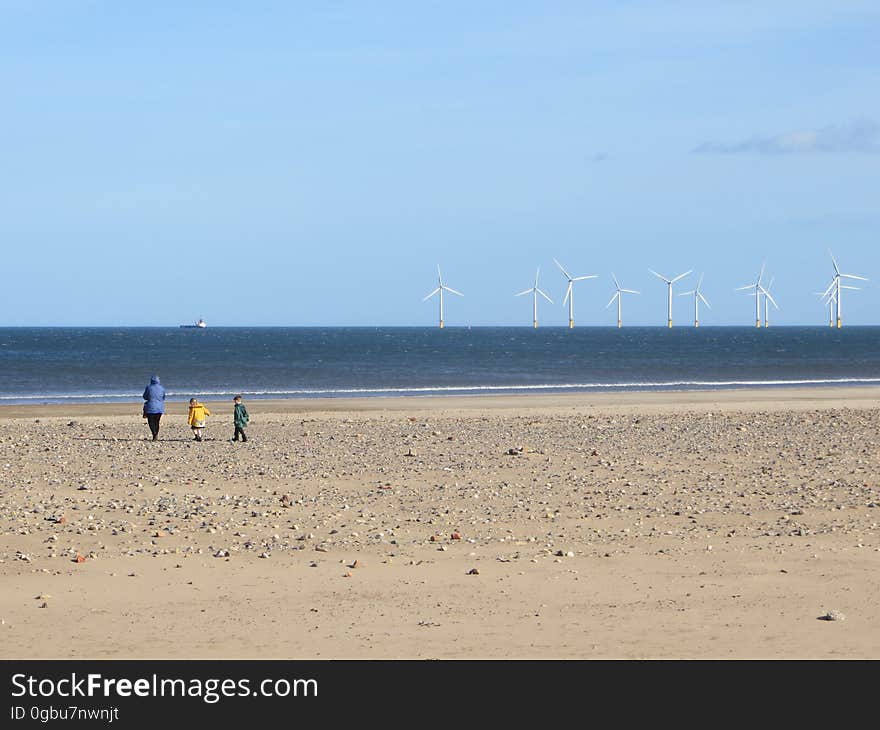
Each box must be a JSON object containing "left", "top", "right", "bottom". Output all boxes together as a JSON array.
[{"left": 1, "top": 326, "right": 879, "bottom": 405}]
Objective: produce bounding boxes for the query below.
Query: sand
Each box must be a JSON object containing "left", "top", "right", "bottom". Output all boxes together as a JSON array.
[{"left": 2, "top": 387, "right": 879, "bottom": 659}]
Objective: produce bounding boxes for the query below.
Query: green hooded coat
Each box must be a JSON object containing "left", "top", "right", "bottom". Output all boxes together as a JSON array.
[{"left": 234, "top": 402, "right": 249, "bottom": 429}]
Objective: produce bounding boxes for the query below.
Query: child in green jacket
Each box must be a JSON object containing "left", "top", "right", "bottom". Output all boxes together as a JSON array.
[{"left": 232, "top": 395, "right": 249, "bottom": 442}]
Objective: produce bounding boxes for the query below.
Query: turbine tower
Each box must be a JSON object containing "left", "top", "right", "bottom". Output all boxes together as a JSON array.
[
  {"left": 606, "top": 273, "right": 639, "bottom": 328},
  {"left": 422, "top": 265, "right": 463, "bottom": 329},
  {"left": 735, "top": 263, "right": 766, "bottom": 328},
  {"left": 816, "top": 289, "right": 836, "bottom": 327},
  {"left": 649, "top": 269, "right": 691, "bottom": 328},
  {"left": 515, "top": 268, "right": 553, "bottom": 328},
  {"left": 823, "top": 250, "right": 867, "bottom": 328},
  {"left": 554, "top": 258, "right": 597, "bottom": 328},
  {"left": 679, "top": 273, "right": 710, "bottom": 327}
]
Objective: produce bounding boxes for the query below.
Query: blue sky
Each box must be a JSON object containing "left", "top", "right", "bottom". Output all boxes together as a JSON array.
[{"left": 1, "top": 1, "right": 878, "bottom": 326}]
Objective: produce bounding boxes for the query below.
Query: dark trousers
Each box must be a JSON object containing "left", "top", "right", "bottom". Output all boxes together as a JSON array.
[
  {"left": 146, "top": 413, "right": 162, "bottom": 439},
  {"left": 233, "top": 426, "right": 248, "bottom": 442}
]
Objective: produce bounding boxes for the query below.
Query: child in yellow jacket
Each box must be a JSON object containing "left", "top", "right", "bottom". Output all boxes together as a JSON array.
[{"left": 187, "top": 398, "right": 212, "bottom": 441}]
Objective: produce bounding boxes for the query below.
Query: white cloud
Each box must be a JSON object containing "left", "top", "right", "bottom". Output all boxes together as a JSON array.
[{"left": 694, "top": 120, "right": 880, "bottom": 155}]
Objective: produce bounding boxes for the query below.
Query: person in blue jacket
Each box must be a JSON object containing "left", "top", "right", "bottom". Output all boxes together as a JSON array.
[{"left": 142, "top": 375, "right": 166, "bottom": 441}]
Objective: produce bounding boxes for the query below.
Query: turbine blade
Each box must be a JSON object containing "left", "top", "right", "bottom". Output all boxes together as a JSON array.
[
  {"left": 443, "top": 286, "right": 464, "bottom": 297},
  {"left": 735, "top": 284, "right": 755, "bottom": 291},
  {"left": 554, "top": 258, "right": 572, "bottom": 280},
  {"left": 648, "top": 269, "right": 669, "bottom": 283},
  {"left": 422, "top": 288, "right": 440, "bottom": 301},
  {"left": 572, "top": 275, "right": 598, "bottom": 281},
  {"left": 563, "top": 283, "right": 572, "bottom": 305},
  {"left": 621, "top": 289, "right": 639, "bottom": 294},
  {"left": 515, "top": 288, "right": 532, "bottom": 297},
  {"left": 821, "top": 280, "right": 836, "bottom": 299},
  {"left": 537, "top": 288, "right": 553, "bottom": 303},
  {"left": 829, "top": 250, "right": 840, "bottom": 275},
  {"left": 762, "top": 289, "right": 779, "bottom": 309},
  {"left": 679, "top": 290, "right": 695, "bottom": 296},
  {"left": 671, "top": 270, "right": 692, "bottom": 283},
  {"left": 699, "top": 293, "right": 711, "bottom": 309},
  {"left": 611, "top": 272, "right": 621, "bottom": 289},
  {"left": 841, "top": 274, "right": 868, "bottom": 281},
  {"left": 606, "top": 292, "right": 619, "bottom": 308}
]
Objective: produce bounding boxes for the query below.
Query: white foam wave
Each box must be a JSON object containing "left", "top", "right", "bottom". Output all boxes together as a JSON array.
[{"left": 3, "top": 377, "right": 880, "bottom": 402}]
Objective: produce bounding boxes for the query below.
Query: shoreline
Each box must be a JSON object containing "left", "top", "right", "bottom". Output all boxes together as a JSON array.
[{"left": 2, "top": 384, "right": 879, "bottom": 419}]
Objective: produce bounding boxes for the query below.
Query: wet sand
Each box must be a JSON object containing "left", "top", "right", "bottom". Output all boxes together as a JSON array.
[{"left": 2, "top": 387, "right": 879, "bottom": 658}]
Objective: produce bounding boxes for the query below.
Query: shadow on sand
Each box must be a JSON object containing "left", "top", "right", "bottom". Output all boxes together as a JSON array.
[{"left": 77, "top": 437, "right": 217, "bottom": 443}]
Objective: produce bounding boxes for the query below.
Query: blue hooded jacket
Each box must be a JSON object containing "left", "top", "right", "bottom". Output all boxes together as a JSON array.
[{"left": 143, "top": 376, "right": 166, "bottom": 414}]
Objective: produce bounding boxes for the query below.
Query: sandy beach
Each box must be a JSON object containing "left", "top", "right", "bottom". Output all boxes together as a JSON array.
[{"left": 2, "top": 386, "right": 879, "bottom": 659}]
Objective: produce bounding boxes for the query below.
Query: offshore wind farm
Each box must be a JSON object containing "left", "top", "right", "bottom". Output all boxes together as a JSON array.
[{"left": 424, "top": 250, "right": 868, "bottom": 329}]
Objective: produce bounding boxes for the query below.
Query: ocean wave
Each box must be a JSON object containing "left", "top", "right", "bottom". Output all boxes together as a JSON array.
[{"left": 3, "top": 377, "right": 880, "bottom": 402}]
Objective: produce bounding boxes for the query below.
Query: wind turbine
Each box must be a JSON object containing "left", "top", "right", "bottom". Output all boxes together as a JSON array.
[
  {"left": 735, "top": 263, "right": 766, "bottom": 328},
  {"left": 554, "top": 258, "right": 597, "bottom": 328},
  {"left": 821, "top": 279, "right": 861, "bottom": 328},
  {"left": 679, "top": 273, "right": 710, "bottom": 327},
  {"left": 749, "top": 275, "right": 778, "bottom": 326},
  {"left": 515, "top": 268, "right": 553, "bottom": 328},
  {"left": 649, "top": 269, "right": 691, "bottom": 328},
  {"left": 761, "top": 277, "right": 779, "bottom": 327},
  {"left": 422, "top": 265, "right": 463, "bottom": 328},
  {"left": 823, "top": 250, "right": 867, "bottom": 328},
  {"left": 606, "top": 273, "right": 639, "bottom": 328}
]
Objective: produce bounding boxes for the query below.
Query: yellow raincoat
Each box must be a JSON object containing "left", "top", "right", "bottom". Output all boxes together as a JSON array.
[{"left": 187, "top": 402, "right": 212, "bottom": 427}]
